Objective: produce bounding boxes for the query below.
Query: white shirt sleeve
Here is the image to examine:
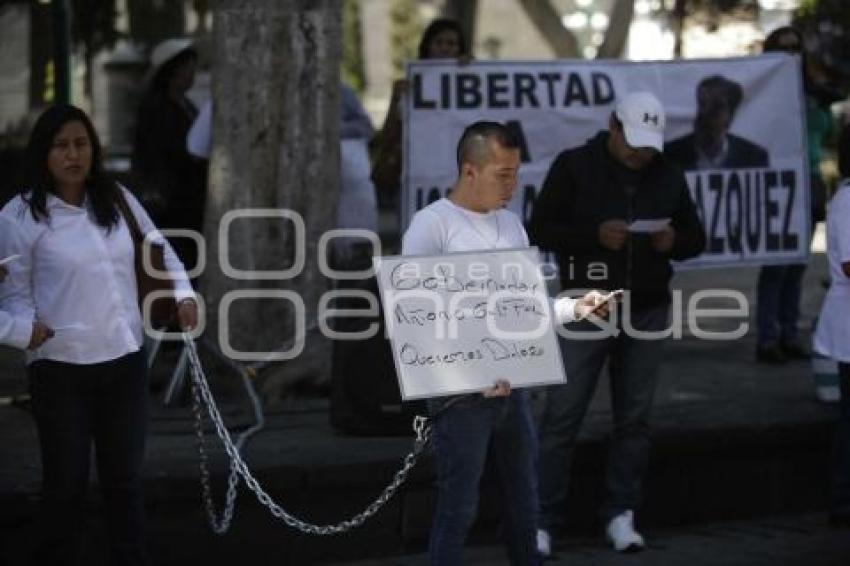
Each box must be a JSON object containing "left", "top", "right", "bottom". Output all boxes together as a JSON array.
[
  {"left": 402, "top": 209, "right": 445, "bottom": 256},
  {"left": 121, "top": 187, "right": 195, "bottom": 302},
  {"left": 187, "top": 101, "right": 212, "bottom": 159},
  {"left": 0, "top": 310, "right": 31, "bottom": 349},
  {"left": 0, "top": 211, "right": 35, "bottom": 312}
]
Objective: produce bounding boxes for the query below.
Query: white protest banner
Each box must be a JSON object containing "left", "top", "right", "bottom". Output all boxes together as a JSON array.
[
  {"left": 402, "top": 55, "right": 808, "bottom": 268},
  {"left": 373, "top": 247, "right": 566, "bottom": 400}
]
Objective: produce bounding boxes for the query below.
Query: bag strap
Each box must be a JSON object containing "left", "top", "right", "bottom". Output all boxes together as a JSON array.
[{"left": 113, "top": 187, "right": 144, "bottom": 244}]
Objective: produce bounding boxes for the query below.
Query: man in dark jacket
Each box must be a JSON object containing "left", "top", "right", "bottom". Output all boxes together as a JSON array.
[{"left": 530, "top": 92, "right": 706, "bottom": 557}]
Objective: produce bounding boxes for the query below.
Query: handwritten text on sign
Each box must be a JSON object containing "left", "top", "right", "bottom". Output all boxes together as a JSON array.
[{"left": 373, "top": 248, "right": 567, "bottom": 400}]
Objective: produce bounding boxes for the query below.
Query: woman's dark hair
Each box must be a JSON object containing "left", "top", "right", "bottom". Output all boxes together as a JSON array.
[
  {"left": 22, "top": 104, "right": 119, "bottom": 228},
  {"left": 417, "top": 18, "right": 468, "bottom": 60},
  {"left": 764, "top": 26, "right": 803, "bottom": 53},
  {"left": 150, "top": 47, "right": 197, "bottom": 95}
]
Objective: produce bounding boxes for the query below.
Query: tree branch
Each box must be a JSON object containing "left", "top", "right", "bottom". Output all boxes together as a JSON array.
[{"left": 518, "top": 0, "right": 580, "bottom": 58}]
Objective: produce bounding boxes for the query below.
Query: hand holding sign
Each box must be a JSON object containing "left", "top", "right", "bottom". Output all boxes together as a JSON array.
[{"left": 482, "top": 379, "right": 511, "bottom": 398}]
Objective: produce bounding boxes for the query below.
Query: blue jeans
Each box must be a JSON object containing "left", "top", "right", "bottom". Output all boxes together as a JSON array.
[
  {"left": 756, "top": 264, "right": 807, "bottom": 347},
  {"left": 428, "top": 391, "right": 540, "bottom": 566},
  {"left": 538, "top": 304, "right": 668, "bottom": 529},
  {"left": 27, "top": 350, "right": 149, "bottom": 566},
  {"left": 833, "top": 362, "right": 850, "bottom": 518}
]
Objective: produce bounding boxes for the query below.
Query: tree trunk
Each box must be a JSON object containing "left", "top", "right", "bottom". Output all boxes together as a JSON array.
[
  {"left": 672, "top": 0, "right": 686, "bottom": 58},
  {"left": 126, "top": 0, "right": 184, "bottom": 47},
  {"left": 597, "top": 0, "right": 635, "bottom": 59},
  {"left": 203, "top": 0, "right": 341, "bottom": 403},
  {"left": 518, "top": 0, "right": 580, "bottom": 58}
]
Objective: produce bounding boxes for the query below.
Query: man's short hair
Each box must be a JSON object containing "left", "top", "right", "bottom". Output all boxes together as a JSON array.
[
  {"left": 456, "top": 121, "right": 520, "bottom": 172},
  {"left": 697, "top": 75, "right": 743, "bottom": 116}
]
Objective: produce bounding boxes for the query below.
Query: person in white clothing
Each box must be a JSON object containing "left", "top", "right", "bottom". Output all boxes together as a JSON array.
[
  {"left": 814, "top": 124, "right": 850, "bottom": 528},
  {"left": 403, "top": 121, "right": 607, "bottom": 565},
  {"left": 186, "top": 99, "right": 212, "bottom": 159},
  {"left": 0, "top": 104, "right": 197, "bottom": 566}
]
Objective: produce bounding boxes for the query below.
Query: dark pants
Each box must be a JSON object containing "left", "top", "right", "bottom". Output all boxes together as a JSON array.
[
  {"left": 833, "top": 362, "right": 850, "bottom": 518},
  {"left": 756, "top": 263, "right": 807, "bottom": 347},
  {"left": 27, "top": 350, "right": 149, "bottom": 566},
  {"left": 538, "top": 304, "right": 668, "bottom": 529},
  {"left": 428, "top": 392, "right": 540, "bottom": 566}
]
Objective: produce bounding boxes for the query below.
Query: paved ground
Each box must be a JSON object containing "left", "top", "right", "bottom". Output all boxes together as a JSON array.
[{"left": 333, "top": 513, "right": 850, "bottom": 566}]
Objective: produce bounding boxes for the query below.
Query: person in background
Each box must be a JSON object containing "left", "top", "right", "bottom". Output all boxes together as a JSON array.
[
  {"left": 0, "top": 104, "right": 197, "bottom": 566},
  {"left": 755, "top": 25, "right": 838, "bottom": 364},
  {"left": 187, "top": 83, "right": 373, "bottom": 161},
  {"left": 530, "top": 92, "right": 706, "bottom": 557},
  {"left": 186, "top": 99, "right": 212, "bottom": 160},
  {"left": 132, "top": 38, "right": 206, "bottom": 271},
  {"left": 371, "top": 18, "right": 470, "bottom": 211},
  {"left": 336, "top": 84, "right": 379, "bottom": 265},
  {"left": 813, "top": 124, "right": 850, "bottom": 528}
]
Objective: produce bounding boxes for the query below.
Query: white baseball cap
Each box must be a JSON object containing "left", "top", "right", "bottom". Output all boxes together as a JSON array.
[{"left": 614, "top": 92, "right": 666, "bottom": 152}]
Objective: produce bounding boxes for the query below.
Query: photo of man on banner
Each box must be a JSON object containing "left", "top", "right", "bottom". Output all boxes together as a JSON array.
[{"left": 665, "top": 74, "right": 770, "bottom": 171}]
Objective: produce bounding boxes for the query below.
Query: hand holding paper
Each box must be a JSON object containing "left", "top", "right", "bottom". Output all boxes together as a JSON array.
[
  {"left": 575, "top": 289, "right": 623, "bottom": 321},
  {"left": 650, "top": 225, "right": 676, "bottom": 253}
]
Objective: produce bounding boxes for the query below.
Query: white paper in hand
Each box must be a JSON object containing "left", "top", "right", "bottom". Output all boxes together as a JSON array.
[{"left": 628, "top": 218, "right": 670, "bottom": 233}]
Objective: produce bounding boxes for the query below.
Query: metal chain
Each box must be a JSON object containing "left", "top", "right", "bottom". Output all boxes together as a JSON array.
[
  {"left": 184, "top": 334, "right": 433, "bottom": 535},
  {"left": 190, "top": 371, "right": 242, "bottom": 533}
]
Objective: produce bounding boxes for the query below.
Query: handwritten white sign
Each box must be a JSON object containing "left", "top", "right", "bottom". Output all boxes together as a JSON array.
[{"left": 373, "top": 247, "right": 567, "bottom": 400}]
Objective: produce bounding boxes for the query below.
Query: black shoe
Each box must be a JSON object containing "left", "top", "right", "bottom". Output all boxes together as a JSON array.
[
  {"left": 781, "top": 342, "right": 811, "bottom": 360},
  {"left": 756, "top": 345, "right": 788, "bottom": 364}
]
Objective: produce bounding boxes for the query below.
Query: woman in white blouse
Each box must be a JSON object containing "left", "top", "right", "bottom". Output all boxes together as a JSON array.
[
  {"left": 814, "top": 125, "right": 850, "bottom": 528},
  {"left": 0, "top": 104, "right": 197, "bottom": 565}
]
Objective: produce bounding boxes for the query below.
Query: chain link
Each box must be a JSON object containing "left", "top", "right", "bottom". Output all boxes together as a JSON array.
[{"left": 184, "top": 334, "right": 432, "bottom": 535}]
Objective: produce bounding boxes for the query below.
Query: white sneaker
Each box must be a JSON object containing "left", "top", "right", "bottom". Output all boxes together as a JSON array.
[
  {"left": 606, "top": 510, "right": 645, "bottom": 552},
  {"left": 536, "top": 528, "right": 552, "bottom": 558}
]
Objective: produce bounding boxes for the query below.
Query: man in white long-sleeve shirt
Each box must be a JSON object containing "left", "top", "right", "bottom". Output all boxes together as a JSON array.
[{"left": 403, "top": 121, "right": 606, "bottom": 565}]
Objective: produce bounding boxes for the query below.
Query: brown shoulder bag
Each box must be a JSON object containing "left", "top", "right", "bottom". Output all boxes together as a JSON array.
[{"left": 113, "top": 189, "right": 177, "bottom": 329}]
